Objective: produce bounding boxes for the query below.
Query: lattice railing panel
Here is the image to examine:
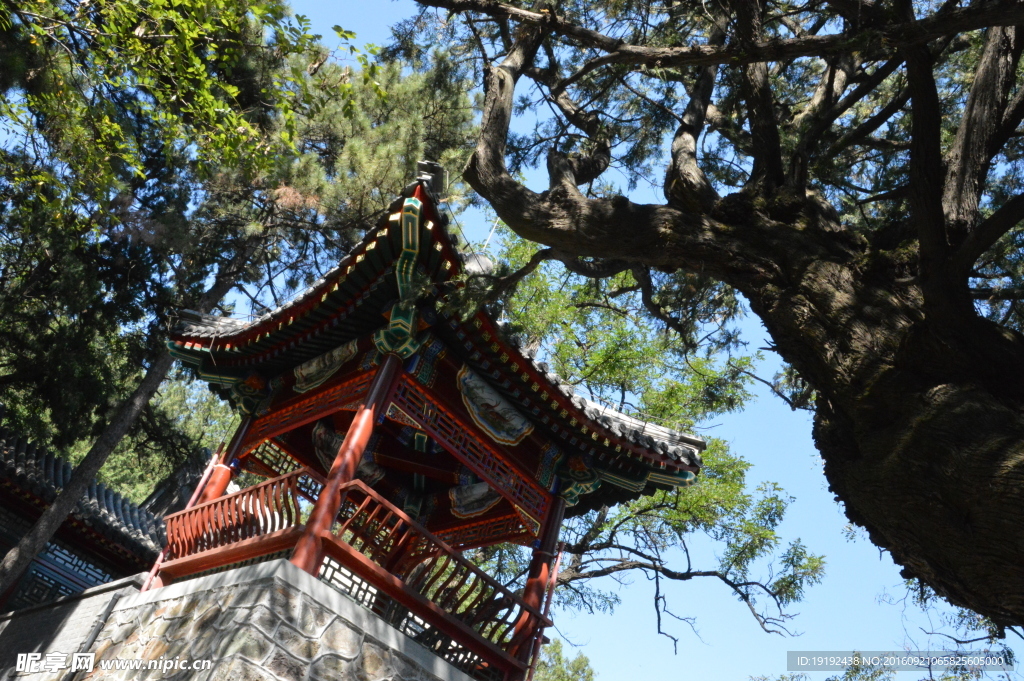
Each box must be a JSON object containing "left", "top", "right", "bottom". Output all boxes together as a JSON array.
[
  {"left": 164, "top": 468, "right": 317, "bottom": 561},
  {"left": 389, "top": 378, "right": 549, "bottom": 523},
  {"left": 246, "top": 440, "right": 301, "bottom": 478},
  {"left": 318, "top": 555, "right": 503, "bottom": 681},
  {"left": 331, "top": 481, "right": 547, "bottom": 655}
]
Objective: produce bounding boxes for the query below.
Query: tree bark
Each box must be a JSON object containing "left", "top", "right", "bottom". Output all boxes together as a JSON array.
[{"left": 420, "top": 0, "right": 1024, "bottom": 627}]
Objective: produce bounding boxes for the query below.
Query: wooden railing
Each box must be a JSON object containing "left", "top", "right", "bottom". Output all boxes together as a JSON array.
[
  {"left": 322, "top": 481, "right": 550, "bottom": 678},
  {"left": 157, "top": 472, "right": 550, "bottom": 681},
  {"left": 159, "top": 468, "right": 321, "bottom": 577}
]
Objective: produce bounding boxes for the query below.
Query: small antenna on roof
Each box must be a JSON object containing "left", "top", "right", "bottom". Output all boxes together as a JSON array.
[{"left": 417, "top": 161, "right": 447, "bottom": 200}]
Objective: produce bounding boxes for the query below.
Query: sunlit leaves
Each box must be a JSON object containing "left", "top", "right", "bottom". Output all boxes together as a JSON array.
[
  {"left": 468, "top": 226, "right": 825, "bottom": 638},
  {"left": 533, "top": 639, "right": 597, "bottom": 681}
]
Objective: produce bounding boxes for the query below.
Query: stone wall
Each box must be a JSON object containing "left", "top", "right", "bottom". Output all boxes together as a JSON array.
[
  {"left": 0, "top": 573, "right": 145, "bottom": 676},
  {"left": 48, "top": 560, "right": 475, "bottom": 681}
]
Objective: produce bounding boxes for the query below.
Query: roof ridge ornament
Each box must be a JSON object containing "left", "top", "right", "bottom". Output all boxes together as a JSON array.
[
  {"left": 417, "top": 160, "right": 447, "bottom": 201},
  {"left": 373, "top": 196, "right": 426, "bottom": 358}
]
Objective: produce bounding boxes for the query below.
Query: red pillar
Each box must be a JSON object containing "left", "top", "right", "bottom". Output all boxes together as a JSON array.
[
  {"left": 291, "top": 353, "right": 402, "bottom": 575},
  {"left": 513, "top": 496, "right": 566, "bottom": 654},
  {"left": 196, "top": 416, "right": 252, "bottom": 505}
]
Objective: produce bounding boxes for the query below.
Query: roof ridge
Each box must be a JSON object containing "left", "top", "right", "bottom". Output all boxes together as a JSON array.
[{"left": 491, "top": 321, "right": 706, "bottom": 457}]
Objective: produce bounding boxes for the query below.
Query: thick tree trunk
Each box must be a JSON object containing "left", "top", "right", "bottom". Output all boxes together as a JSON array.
[
  {"left": 712, "top": 191, "right": 1024, "bottom": 626},
  {"left": 475, "top": 165, "right": 1024, "bottom": 624}
]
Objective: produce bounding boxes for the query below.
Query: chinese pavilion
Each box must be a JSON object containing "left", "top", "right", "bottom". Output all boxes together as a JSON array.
[{"left": 158, "top": 168, "right": 705, "bottom": 681}]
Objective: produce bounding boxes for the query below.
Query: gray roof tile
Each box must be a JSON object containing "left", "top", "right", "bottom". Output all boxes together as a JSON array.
[{"left": 0, "top": 422, "right": 163, "bottom": 559}]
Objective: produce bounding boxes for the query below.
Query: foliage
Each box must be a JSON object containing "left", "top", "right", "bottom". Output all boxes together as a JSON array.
[
  {"left": 228, "top": 51, "right": 477, "bottom": 313},
  {"left": 0, "top": 0, "right": 322, "bottom": 186},
  {"left": 63, "top": 370, "right": 240, "bottom": 504},
  {"left": 0, "top": 2, "right": 477, "bottom": 603},
  {"left": 0, "top": 0, "right": 476, "bottom": 456},
  {"left": 0, "top": 0, "right": 321, "bottom": 448},
  {"left": 533, "top": 639, "right": 596, "bottom": 681},
  {"left": 464, "top": 227, "right": 824, "bottom": 645}
]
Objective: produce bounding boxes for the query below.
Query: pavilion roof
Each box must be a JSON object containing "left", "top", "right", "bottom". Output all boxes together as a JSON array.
[{"left": 169, "top": 181, "right": 704, "bottom": 510}]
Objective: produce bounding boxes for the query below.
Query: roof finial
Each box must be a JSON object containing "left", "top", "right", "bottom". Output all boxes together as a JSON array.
[{"left": 417, "top": 160, "right": 446, "bottom": 200}]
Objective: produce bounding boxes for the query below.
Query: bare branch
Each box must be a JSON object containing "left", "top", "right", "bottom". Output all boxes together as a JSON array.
[
  {"left": 631, "top": 266, "right": 693, "bottom": 340},
  {"left": 557, "top": 555, "right": 795, "bottom": 635},
  {"left": 469, "top": 247, "right": 557, "bottom": 307},
  {"left": 735, "top": 366, "right": 800, "bottom": 409},
  {"left": 797, "top": 56, "right": 905, "bottom": 178},
  {"left": 955, "top": 193, "right": 1024, "bottom": 274},
  {"left": 901, "top": 14, "right": 949, "bottom": 294},
  {"left": 732, "top": 0, "right": 785, "bottom": 187},
  {"left": 971, "top": 287, "right": 1024, "bottom": 301},
  {"left": 920, "top": 629, "right": 996, "bottom": 646},
  {"left": 665, "top": 24, "right": 725, "bottom": 212},
  {"left": 826, "top": 85, "right": 910, "bottom": 159}
]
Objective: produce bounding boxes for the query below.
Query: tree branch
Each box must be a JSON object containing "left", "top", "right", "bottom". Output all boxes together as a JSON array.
[
  {"left": 557, "top": 555, "right": 795, "bottom": 635},
  {"left": 971, "top": 287, "right": 1024, "bottom": 301},
  {"left": 733, "top": 0, "right": 785, "bottom": 187},
  {"left": 900, "top": 6, "right": 950, "bottom": 297},
  {"left": 417, "top": 0, "right": 1024, "bottom": 69},
  {"left": 943, "top": 26, "right": 1022, "bottom": 244},
  {"left": 826, "top": 85, "right": 910, "bottom": 159},
  {"left": 664, "top": 24, "right": 725, "bottom": 212},
  {"left": 955, "top": 193, "right": 1024, "bottom": 274}
]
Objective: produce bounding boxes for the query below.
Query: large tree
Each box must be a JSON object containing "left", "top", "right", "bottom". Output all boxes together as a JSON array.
[
  {"left": 396, "top": 0, "right": 1024, "bottom": 626},
  {"left": 0, "top": 0, "right": 475, "bottom": 594},
  {"left": 463, "top": 227, "right": 824, "bottom": 641}
]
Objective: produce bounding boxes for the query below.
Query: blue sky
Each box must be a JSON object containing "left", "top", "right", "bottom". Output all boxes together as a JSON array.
[{"left": 290, "top": 2, "right": 1023, "bottom": 678}]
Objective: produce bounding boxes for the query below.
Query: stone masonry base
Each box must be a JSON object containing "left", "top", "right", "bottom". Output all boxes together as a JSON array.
[{"left": 6, "top": 559, "right": 477, "bottom": 681}]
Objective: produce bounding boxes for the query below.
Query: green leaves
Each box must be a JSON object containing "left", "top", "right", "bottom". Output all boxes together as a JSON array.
[
  {"left": 534, "top": 639, "right": 597, "bottom": 681},
  {"left": 0, "top": 5, "right": 475, "bottom": 489},
  {"left": 466, "top": 226, "right": 825, "bottom": 639},
  {"left": 0, "top": 0, "right": 323, "bottom": 187}
]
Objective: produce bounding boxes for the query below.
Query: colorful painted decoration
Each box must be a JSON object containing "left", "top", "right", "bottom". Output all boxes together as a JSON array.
[
  {"left": 312, "top": 420, "right": 385, "bottom": 485},
  {"left": 595, "top": 468, "right": 648, "bottom": 492},
  {"left": 255, "top": 377, "right": 284, "bottom": 416},
  {"left": 558, "top": 454, "right": 602, "bottom": 506},
  {"left": 512, "top": 505, "right": 541, "bottom": 537},
  {"left": 457, "top": 364, "right": 534, "bottom": 446},
  {"left": 407, "top": 335, "right": 447, "bottom": 388},
  {"left": 373, "top": 197, "right": 424, "bottom": 358},
  {"left": 535, "top": 443, "right": 565, "bottom": 490},
  {"left": 449, "top": 481, "right": 504, "bottom": 519},
  {"left": 648, "top": 469, "right": 697, "bottom": 487},
  {"left": 166, "top": 343, "right": 268, "bottom": 415},
  {"left": 293, "top": 339, "right": 359, "bottom": 393}
]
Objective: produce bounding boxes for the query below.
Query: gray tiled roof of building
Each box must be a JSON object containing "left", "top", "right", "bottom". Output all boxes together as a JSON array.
[{"left": 0, "top": 415, "right": 164, "bottom": 559}]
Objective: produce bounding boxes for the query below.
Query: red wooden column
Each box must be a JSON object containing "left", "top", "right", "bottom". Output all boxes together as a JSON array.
[
  {"left": 291, "top": 353, "right": 403, "bottom": 575},
  {"left": 196, "top": 416, "right": 252, "bottom": 504},
  {"left": 513, "top": 496, "right": 566, "bottom": 655}
]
